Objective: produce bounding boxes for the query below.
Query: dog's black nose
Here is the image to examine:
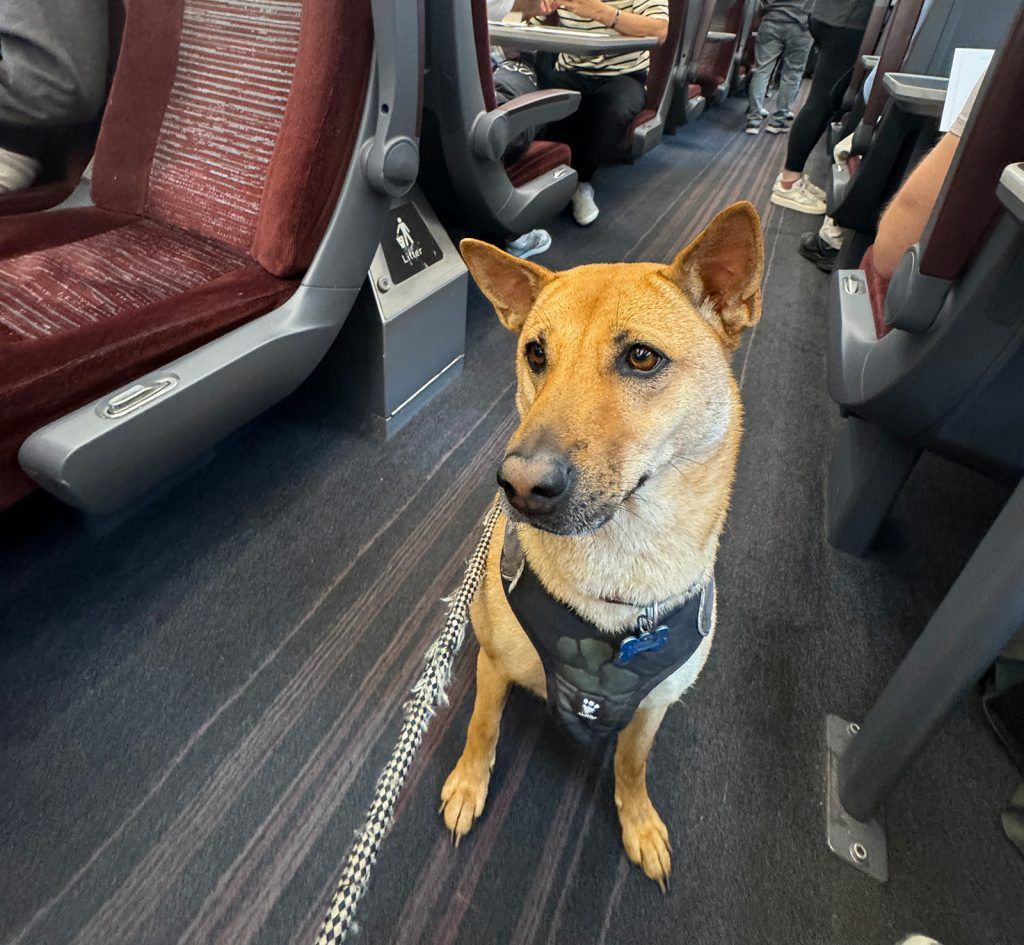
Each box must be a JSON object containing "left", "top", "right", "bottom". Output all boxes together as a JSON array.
[{"left": 497, "top": 450, "right": 575, "bottom": 517}]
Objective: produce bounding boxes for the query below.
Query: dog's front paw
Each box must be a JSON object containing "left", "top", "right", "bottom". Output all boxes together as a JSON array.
[
  {"left": 439, "top": 759, "right": 490, "bottom": 845},
  {"left": 618, "top": 798, "right": 672, "bottom": 891}
]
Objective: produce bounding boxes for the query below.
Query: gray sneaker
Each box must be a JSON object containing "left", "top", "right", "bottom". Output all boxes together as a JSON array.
[
  {"left": 744, "top": 117, "right": 762, "bottom": 135},
  {"left": 765, "top": 112, "right": 788, "bottom": 135},
  {"left": 506, "top": 228, "right": 552, "bottom": 259}
]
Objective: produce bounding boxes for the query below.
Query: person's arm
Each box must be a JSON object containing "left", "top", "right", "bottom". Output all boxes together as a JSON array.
[
  {"left": 539, "top": 0, "right": 669, "bottom": 43},
  {"left": 513, "top": 0, "right": 547, "bottom": 17},
  {"left": 872, "top": 132, "right": 959, "bottom": 280}
]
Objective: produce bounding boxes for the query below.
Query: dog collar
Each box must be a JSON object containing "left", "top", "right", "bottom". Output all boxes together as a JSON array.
[{"left": 500, "top": 523, "right": 713, "bottom": 744}]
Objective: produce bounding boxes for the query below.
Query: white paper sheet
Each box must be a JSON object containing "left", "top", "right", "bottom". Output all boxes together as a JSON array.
[{"left": 939, "top": 47, "right": 994, "bottom": 133}]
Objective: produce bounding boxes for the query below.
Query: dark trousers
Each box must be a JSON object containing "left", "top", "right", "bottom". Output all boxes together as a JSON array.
[
  {"left": 537, "top": 62, "right": 646, "bottom": 183},
  {"left": 785, "top": 17, "right": 864, "bottom": 173}
]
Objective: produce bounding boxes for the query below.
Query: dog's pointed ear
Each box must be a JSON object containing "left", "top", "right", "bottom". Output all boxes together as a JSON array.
[
  {"left": 662, "top": 201, "right": 764, "bottom": 347},
  {"left": 460, "top": 238, "right": 553, "bottom": 333}
]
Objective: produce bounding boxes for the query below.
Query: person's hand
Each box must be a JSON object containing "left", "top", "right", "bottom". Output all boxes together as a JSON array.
[
  {"left": 538, "top": 0, "right": 561, "bottom": 14},
  {"left": 556, "top": 0, "right": 614, "bottom": 24}
]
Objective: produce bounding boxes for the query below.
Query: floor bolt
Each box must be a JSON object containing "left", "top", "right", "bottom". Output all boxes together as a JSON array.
[{"left": 850, "top": 841, "right": 868, "bottom": 862}]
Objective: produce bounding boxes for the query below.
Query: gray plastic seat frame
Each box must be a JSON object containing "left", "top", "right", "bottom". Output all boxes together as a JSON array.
[
  {"left": 425, "top": 0, "right": 582, "bottom": 238},
  {"left": 18, "top": 0, "right": 422, "bottom": 514},
  {"left": 665, "top": 0, "right": 714, "bottom": 131},
  {"left": 825, "top": 170, "right": 1024, "bottom": 555},
  {"left": 830, "top": 170, "right": 1024, "bottom": 826}
]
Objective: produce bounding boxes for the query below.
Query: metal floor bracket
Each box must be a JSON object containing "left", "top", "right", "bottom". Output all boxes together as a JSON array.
[{"left": 825, "top": 714, "right": 889, "bottom": 882}]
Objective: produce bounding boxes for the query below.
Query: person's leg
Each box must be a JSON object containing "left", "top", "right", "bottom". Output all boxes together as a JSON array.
[
  {"left": 746, "top": 21, "right": 783, "bottom": 126},
  {"left": 574, "top": 72, "right": 646, "bottom": 183},
  {"left": 782, "top": 19, "right": 863, "bottom": 178},
  {"left": 774, "top": 24, "right": 814, "bottom": 116},
  {"left": 536, "top": 63, "right": 586, "bottom": 146}
]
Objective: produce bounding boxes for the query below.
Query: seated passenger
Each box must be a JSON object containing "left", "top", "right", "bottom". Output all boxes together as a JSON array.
[
  {"left": 0, "top": 0, "right": 109, "bottom": 192},
  {"left": 533, "top": 0, "right": 669, "bottom": 226},
  {"left": 799, "top": 74, "right": 985, "bottom": 275}
]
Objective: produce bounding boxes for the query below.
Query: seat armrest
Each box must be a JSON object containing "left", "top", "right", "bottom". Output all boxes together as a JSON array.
[
  {"left": 704, "top": 30, "right": 737, "bottom": 43},
  {"left": 884, "top": 243, "right": 951, "bottom": 334},
  {"left": 489, "top": 22, "right": 656, "bottom": 55},
  {"left": 470, "top": 89, "right": 581, "bottom": 162},
  {"left": 882, "top": 72, "right": 948, "bottom": 118},
  {"left": 998, "top": 163, "right": 1024, "bottom": 225}
]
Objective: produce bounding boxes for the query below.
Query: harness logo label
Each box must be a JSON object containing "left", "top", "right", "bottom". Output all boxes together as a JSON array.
[{"left": 578, "top": 697, "right": 600, "bottom": 721}]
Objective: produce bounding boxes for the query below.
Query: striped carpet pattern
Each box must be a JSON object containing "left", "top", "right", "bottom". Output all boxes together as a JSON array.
[
  {"left": 145, "top": 0, "right": 303, "bottom": 250},
  {"left": 0, "top": 219, "right": 248, "bottom": 340},
  {"left": 1, "top": 94, "right": 1021, "bottom": 945}
]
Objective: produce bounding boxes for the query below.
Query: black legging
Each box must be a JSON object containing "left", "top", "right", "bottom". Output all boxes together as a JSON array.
[{"left": 785, "top": 17, "right": 865, "bottom": 173}]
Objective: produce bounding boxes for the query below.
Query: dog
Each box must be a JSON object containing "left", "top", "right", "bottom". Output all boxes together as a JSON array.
[{"left": 440, "top": 202, "right": 764, "bottom": 888}]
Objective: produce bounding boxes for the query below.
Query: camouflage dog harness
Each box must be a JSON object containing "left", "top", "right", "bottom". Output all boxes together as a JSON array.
[{"left": 501, "top": 525, "right": 714, "bottom": 744}]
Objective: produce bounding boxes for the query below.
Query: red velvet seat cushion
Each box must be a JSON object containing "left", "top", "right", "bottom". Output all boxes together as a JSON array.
[
  {"left": 860, "top": 245, "right": 891, "bottom": 338},
  {"left": 0, "top": 208, "right": 297, "bottom": 506},
  {"left": 506, "top": 141, "right": 572, "bottom": 188}
]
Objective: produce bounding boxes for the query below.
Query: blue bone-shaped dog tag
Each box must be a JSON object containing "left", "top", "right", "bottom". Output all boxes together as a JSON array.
[{"left": 615, "top": 624, "right": 669, "bottom": 665}]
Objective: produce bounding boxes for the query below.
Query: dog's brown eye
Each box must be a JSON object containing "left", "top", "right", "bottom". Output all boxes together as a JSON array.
[
  {"left": 525, "top": 340, "right": 546, "bottom": 372},
  {"left": 626, "top": 345, "right": 661, "bottom": 373}
]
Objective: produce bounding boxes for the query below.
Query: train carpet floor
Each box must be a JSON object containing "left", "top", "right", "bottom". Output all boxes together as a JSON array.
[{"left": 2, "top": 94, "right": 1022, "bottom": 945}]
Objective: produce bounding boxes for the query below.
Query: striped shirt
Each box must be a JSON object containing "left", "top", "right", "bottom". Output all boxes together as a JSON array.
[{"left": 553, "top": 0, "right": 669, "bottom": 76}]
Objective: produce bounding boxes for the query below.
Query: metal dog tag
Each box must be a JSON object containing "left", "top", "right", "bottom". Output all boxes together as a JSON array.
[{"left": 615, "top": 622, "right": 669, "bottom": 666}]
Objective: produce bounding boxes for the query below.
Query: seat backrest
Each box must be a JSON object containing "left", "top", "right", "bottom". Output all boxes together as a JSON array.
[
  {"left": 863, "top": 0, "right": 927, "bottom": 124},
  {"left": 849, "top": 0, "right": 892, "bottom": 100},
  {"left": 471, "top": 0, "right": 500, "bottom": 111},
  {"left": 687, "top": 0, "right": 719, "bottom": 74},
  {"left": 90, "top": 0, "right": 374, "bottom": 279},
  {"left": 918, "top": 3, "right": 1024, "bottom": 280},
  {"left": 695, "top": 0, "right": 746, "bottom": 86},
  {"left": 645, "top": 0, "right": 688, "bottom": 109}
]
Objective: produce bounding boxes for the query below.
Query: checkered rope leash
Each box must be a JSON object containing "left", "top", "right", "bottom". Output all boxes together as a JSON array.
[{"left": 315, "top": 497, "right": 503, "bottom": 945}]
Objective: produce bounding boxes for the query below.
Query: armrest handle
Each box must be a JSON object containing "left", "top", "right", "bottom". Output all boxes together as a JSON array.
[
  {"left": 705, "top": 30, "right": 737, "bottom": 42},
  {"left": 470, "top": 89, "right": 581, "bottom": 162},
  {"left": 882, "top": 72, "right": 948, "bottom": 118},
  {"left": 998, "top": 163, "right": 1024, "bottom": 225},
  {"left": 363, "top": 0, "right": 422, "bottom": 196}
]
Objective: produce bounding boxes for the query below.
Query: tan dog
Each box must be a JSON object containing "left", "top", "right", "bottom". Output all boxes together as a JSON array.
[{"left": 440, "top": 202, "right": 764, "bottom": 887}]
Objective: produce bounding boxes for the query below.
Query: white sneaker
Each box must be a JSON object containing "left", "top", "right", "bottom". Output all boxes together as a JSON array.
[
  {"left": 571, "top": 182, "right": 599, "bottom": 226},
  {"left": 0, "top": 148, "right": 41, "bottom": 193},
  {"left": 770, "top": 174, "right": 827, "bottom": 215},
  {"left": 801, "top": 176, "right": 827, "bottom": 201},
  {"left": 506, "top": 228, "right": 552, "bottom": 259}
]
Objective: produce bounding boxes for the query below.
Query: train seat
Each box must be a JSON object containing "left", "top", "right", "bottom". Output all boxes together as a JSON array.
[
  {"left": 0, "top": 0, "right": 420, "bottom": 512},
  {"left": 824, "top": 15, "right": 1024, "bottom": 557},
  {"left": 828, "top": 0, "right": 1020, "bottom": 261},
  {"left": 665, "top": 0, "right": 713, "bottom": 131},
  {"left": 621, "top": 0, "right": 687, "bottom": 161},
  {"left": 420, "top": 0, "right": 579, "bottom": 238},
  {"left": 692, "top": 0, "right": 753, "bottom": 106}
]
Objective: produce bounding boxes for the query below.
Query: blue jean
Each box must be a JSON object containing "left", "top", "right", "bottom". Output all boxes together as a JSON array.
[{"left": 746, "top": 18, "right": 813, "bottom": 120}]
